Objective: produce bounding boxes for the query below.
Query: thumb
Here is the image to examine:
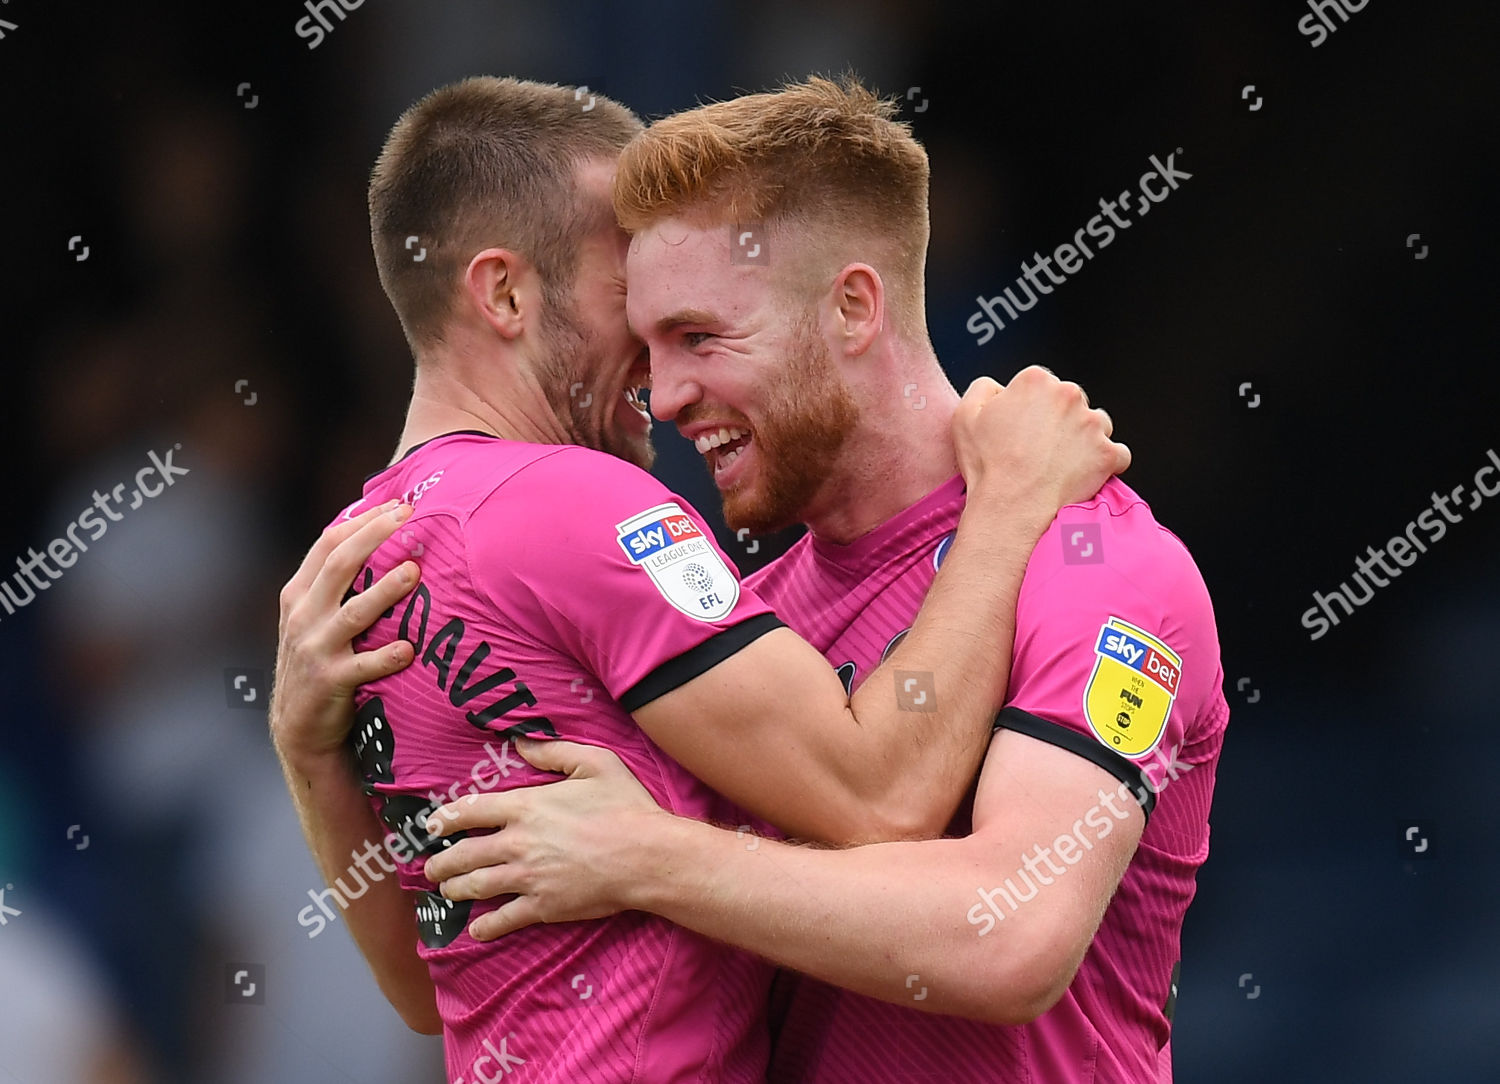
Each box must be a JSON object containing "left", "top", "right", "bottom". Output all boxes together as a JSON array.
[
  {"left": 515, "top": 737, "right": 612, "bottom": 778},
  {"left": 955, "top": 375, "right": 1004, "bottom": 435}
]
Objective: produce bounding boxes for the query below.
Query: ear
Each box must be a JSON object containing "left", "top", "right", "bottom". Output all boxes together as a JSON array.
[
  {"left": 828, "top": 263, "right": 884, "bottom": 358},
  {"left": 464, "top": 248, "right": 535, "bottom": 340}
]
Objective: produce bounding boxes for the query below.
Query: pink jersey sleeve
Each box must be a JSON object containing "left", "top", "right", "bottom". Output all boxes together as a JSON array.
[
  {"left": 468, "top": 445, "right": 782, "bottom": 708},
  {"left": 1001, "top": 480, "right": 1224, "bottom": 805}
]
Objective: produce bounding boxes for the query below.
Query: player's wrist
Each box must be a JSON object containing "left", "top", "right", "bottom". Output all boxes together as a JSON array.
[
  {"left": 269, "top": 687, "right": 357, "bottom": 760},
  {"left": 957, "top": 483, "right": 1055, "bottom": 548},
  {"left": 273, "top": 722, "right": 356, "bottom": 776},
  {"left": 618, "top": 811, "right": 710, "bottom": 913}
]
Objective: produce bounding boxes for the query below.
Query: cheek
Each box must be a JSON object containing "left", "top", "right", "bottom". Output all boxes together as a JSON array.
[
  {"left": 582, "top": 299, "right": 630, "bottom": 351},
  {"left": 717, "top": 357, "right": 774, "bottom": 411}
]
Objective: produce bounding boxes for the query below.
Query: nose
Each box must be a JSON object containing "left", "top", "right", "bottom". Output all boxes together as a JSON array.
[{"left": 647, "top": 348, "right": 701, "bottom": 423}]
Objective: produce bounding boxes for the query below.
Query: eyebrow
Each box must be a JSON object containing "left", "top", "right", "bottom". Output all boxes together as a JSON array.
[{"left": 644, "top": 308, "right": 719, "bottom": 337}]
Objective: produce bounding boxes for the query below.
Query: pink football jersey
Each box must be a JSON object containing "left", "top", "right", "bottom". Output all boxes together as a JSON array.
[
  {"left": 332, "top": 432, "right": 781, "bottom": 1083},
  {"left": 751, "top": 475, "right": 1228, "bottom": 1083}
]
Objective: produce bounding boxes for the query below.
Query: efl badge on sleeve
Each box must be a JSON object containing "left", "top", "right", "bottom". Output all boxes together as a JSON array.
[
  {"left": 1084, "top": 617, "right": 1181, "bottom": 758},
  {"left": 616, "top": 502, "right": 739, "bottom": 621}
]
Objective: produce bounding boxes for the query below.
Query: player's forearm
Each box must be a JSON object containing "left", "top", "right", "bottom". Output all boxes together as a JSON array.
[
  {"left": 625, "top": 812, "right": 1051, "bottom": 1025},
  {"left": 847, "top": 492, "right": 1049, "bottom": 835},
  {"left": 276, "top": 745, "right": 441, "bottom": 1034}
]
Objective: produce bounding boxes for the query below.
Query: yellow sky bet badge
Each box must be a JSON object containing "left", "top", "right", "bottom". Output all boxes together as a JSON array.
[{"left": 1084, "top": 617, "right": 1182, "bottom": 758}]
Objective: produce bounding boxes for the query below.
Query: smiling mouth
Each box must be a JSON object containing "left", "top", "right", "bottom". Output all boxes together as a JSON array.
[{"left": 695, "top": 426, "right": 752, "bottom": 477}]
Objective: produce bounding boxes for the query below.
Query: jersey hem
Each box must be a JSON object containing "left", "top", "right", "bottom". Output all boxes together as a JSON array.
[
  {"left": 620, "top": 613, "right": 786, "bottom": 711},
  {"left": 994, "top": 706, "right": 1157, "bottom": 822}
]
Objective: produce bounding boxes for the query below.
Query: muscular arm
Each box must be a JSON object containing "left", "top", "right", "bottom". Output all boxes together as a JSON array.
[
  {"left": 270, "top": 503, "right": 440, "bottom": 1034},
  {"left": 636, "top": 490, "right": 1043, "bottom": 843},
  {"left": 433, "top": 727, "right": 1144, "bottom": 1025}
]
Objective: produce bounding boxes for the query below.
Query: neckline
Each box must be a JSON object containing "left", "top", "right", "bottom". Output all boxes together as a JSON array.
[
  {"left": 807, "top": 473, "right": 966, "bottom": 572},
  {"left": 365, "top": 429, "right": 500, "bottom": 483}
]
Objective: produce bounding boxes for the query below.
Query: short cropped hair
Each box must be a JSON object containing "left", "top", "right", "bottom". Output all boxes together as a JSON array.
[
  {"left": 612, "top": 75, "right": 931, "bottom": 335},
  {"left": 369, "top": 76, "right": 642, "bottom": 352}
]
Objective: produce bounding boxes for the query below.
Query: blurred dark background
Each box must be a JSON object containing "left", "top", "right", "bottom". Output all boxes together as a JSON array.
[{"left": 0, "top": 1, "right": 1495, "bottom": 1081}]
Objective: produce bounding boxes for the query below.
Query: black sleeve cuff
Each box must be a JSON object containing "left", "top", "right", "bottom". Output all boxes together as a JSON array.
[
  {"left": 993, "top": 706, "right": 1156, "bottom": 822},
  {"left": 619, "top": 613, "right": 786, "bottom": 712}
]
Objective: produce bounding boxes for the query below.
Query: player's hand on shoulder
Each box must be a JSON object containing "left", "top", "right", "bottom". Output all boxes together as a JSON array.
[
  {"left": 271, "top": 500, "right": 420, "bottom": 759},
  {"left": 953, "top": 366, "right": 1130, "bottom": 516}
]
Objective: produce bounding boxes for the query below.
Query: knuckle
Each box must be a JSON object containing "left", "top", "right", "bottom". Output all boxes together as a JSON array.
[
  {"left": 469, "top": 869, "right": 497, "bottom": 898},
  {"left": 324, "top": 548, "right": 355, "bottom": 580},
  {"left": 337, "top": 602, "right": 364, "bottom": 634},
  {"left": 350, "top": 652, "right": 381, "bottom": 685},
  {"left": 329, "top": 531, "right": 367, "bottom": 569}
]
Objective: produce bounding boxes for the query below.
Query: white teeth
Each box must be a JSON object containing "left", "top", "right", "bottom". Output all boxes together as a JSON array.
[{"left": 694, "top": 427, "right": 749, "bottom": 455}]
